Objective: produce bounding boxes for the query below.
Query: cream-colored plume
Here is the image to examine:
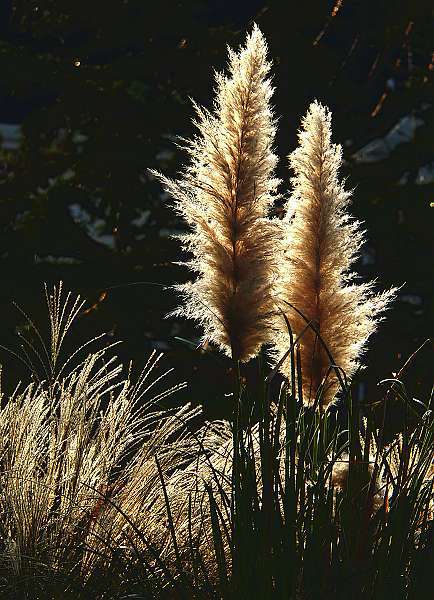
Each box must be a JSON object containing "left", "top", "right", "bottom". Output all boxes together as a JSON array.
[
  {"left": 275, "top": 101, "right": 396, "bottom": 408},
  {"left": 153, "top": 25, "right": 280, "bottom": 362}
]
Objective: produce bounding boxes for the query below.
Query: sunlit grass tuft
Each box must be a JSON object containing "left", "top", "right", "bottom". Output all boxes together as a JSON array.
[{"left": 0, "top": 285, "right": 203, "bottom": 598}]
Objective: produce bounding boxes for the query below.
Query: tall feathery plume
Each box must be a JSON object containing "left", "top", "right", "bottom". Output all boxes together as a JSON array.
[
  {"left": 275, "top": 101, "right": 396, "bottom": 408},
  {"left": 153, "top": 25, "right": 280, "bottom": 362}
]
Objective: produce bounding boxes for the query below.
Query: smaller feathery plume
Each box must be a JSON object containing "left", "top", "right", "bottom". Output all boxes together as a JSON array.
[
  {"left": 152, "top": 25, "right": 280, "bottom": 362},
  {"left": 274, "top": 101, "right": 396, "bottom": 408}
]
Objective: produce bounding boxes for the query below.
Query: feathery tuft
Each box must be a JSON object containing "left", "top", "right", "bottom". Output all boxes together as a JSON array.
[
  {"left": 274, "top": 101, "right": 397, "bottom": 408},
  {"left": 153, "top": 25, "right": 280, "bottom": 362}
]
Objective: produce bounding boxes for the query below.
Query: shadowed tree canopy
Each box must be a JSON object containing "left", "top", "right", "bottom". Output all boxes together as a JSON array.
[{"left": 0, "top": 0, "right": 432, "bottom": 414}]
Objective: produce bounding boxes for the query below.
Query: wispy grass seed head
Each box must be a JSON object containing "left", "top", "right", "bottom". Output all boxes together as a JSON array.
[
  {"left": 274, "top": 101, "right": 397, "bottom": 408},
  {"left": 153, "top": 25, "right": 281, "bottom": 362}
]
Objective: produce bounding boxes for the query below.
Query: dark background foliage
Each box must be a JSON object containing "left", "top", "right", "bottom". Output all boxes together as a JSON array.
[{"left": 0, "top": 0, "right": 432, "bottom": 417}]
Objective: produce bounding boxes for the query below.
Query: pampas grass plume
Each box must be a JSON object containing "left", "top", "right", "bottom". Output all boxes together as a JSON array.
[
  {"left": 275, "top": 101, "right": 397, "bottom": 408},
  {"left": 153, "top": 25, "right": 280, "bottom": 362}
]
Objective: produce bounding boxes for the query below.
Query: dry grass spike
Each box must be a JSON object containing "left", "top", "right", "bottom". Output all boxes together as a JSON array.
[
  {"left": 274, "top": 100, "right": 397, "bottom": 408},
  {"left": 152, "top": 25, "right": 281, "bottom": 362}
]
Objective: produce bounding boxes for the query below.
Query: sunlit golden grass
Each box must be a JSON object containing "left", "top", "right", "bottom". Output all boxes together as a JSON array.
[
  {"left": 0, "top": 24, "right": 431, "bottom": 600},
  {"left": 0, "top": 285, "right": 431, "bottom": 599},
  {"left": 0, "top": 284, "right": 209, "bottom": 597}
]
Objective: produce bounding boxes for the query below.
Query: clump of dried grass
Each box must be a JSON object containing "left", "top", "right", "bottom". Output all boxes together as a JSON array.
[
  {"left": 274, "top": 101, "right": 397, "bottom": 408},
  {"left": 0, "top": 284, "right": 202, "bottom": 596},
  {"left": 153, "top": 25, "right": 281, "bottom": 362}
]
